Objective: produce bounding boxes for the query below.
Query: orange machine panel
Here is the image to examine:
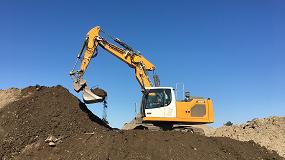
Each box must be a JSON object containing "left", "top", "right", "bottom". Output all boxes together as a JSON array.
[{"left": 176, "top": 99, "right": 214, "bottom": 123}]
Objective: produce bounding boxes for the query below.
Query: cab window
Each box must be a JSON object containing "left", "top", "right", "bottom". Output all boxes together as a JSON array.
[{"left": 145, "top": 89, "right": 172, "bottom": 109}]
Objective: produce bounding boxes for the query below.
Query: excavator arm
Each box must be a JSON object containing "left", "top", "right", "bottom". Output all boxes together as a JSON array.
[{"left": 70, "top": 26, "right": 157, "bottom": 103}]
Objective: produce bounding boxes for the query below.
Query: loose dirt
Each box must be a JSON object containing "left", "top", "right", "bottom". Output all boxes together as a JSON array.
[
  {"left": 91, "top": 87, "right": 107, "bottom": 98},
  {"left": 209, "top": 117, "right": 285, "bottom": 158},
  {"left": 0, "top": 86, "right": 283, "bottom": 160}
]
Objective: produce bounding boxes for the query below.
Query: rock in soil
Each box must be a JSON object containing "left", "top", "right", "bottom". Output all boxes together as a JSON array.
[{"left": 48, "top": 142, "right": 56, "bottom": 147}]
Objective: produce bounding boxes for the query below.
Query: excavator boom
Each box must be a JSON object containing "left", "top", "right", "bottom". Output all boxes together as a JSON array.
[{"left": 70, "top": 26, "right": 157, "bottom": 103}]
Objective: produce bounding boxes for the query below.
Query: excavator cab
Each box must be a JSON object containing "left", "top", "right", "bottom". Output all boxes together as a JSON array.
[{"left": 142, "top": 87, "right": 214, "bottom": 124}]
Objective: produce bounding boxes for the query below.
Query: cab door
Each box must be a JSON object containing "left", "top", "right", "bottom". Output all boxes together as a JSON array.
[{"left": 143, "top": 89, "right": 165, "bottom": 118}]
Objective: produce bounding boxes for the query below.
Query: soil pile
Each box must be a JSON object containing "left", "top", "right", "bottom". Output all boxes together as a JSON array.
[
  {"left": 0, "top": 86, "right": 283, "bottom": 160},
  {"left": 210, "top": 117, "right": 285, "bottom": 158},
  {"left": 0, "top": 86, "right": 109, "bottom": 159}
]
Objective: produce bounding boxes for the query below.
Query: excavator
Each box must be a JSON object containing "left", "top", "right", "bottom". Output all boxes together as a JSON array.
[{"left": 70, "top": 26, "right": 214, "bottom": 133}]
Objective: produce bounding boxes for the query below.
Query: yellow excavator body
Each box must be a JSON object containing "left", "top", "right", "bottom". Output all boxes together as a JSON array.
[{"left": 143, "top": 99, "right": 214, "bottom": 123}]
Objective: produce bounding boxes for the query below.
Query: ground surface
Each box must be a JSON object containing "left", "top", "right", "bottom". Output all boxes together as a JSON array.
[
  {"left": 209, "top": 116, "right": 285, "bottom": 158},
  {"left": 0, "top": 86, "right": 283, "bottom": 160}
]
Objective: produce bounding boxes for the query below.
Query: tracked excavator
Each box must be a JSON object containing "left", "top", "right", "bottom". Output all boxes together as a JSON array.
[{"left": 70, "top": 26, "right": 214, "bottom": 133}]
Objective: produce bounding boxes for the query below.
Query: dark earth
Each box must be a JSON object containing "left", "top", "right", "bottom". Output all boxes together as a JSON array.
[{"left": 0, "top": 86, "right": 283, "bottom": 160}]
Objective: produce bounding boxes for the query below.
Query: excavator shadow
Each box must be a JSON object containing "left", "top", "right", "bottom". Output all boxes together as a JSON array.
[{"left": 77, "top": 100, "right": 112, "bottom": 129}]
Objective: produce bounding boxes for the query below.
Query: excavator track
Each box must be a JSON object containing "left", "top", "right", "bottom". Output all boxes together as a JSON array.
[{"left": 123, "top": 115, "right": 205, "bottom": 135}]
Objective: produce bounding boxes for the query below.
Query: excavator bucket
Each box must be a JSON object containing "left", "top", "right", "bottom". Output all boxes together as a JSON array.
[
  {"left": 72, "top": 79, "right": 107, "bottom": 104},
  {"left": 82, "top": 86, "right": 106, "bottom": 104}
]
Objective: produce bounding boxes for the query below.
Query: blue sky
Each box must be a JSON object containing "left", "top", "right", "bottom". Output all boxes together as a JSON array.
[{"left": 1, "top": 0, "right": 284, "bottom": 128}]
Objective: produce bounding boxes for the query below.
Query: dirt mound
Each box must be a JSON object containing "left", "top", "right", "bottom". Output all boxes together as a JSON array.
[
  {"left": 0, "top": 86, "right": 283, "bottom": 160},
  {"left": 210, "top": 117, "right": 285, "bottom": 158},
  {"left": 0, "top": 86, "right": 109, "bottom": 159}
]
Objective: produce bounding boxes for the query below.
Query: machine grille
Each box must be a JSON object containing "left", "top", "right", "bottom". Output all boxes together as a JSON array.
[{"left": 191, "top": 104, "right": 206, "bottom": 117}]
